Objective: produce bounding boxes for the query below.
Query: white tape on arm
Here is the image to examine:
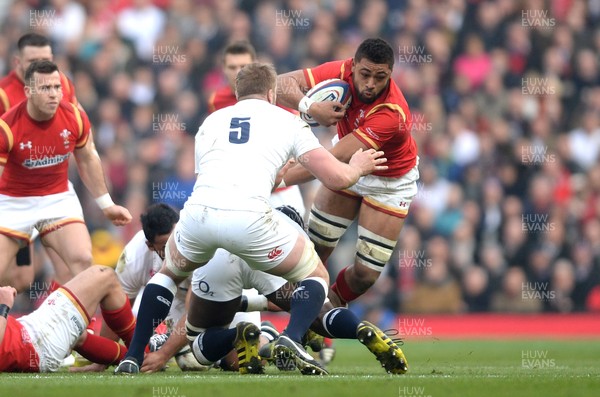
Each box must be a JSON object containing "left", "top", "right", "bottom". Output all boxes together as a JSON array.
[
  {"left": 95, "top": 193, "right": 115, "bottom": 210},
  {"left": 298, "top": 96, "right": 316, "bottom": 114}
]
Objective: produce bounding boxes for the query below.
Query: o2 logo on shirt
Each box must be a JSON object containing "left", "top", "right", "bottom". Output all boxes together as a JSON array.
[{"left": 229, "top": 117, "right": 251, "bottom": 144}]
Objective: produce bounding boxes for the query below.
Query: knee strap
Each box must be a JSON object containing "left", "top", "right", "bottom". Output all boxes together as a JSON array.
[
  {"left": 308, "top": 207, "right": 353, "bottom": 248},
  {"left": 355, "top": 226, "right": 396, "bottom": 271}
]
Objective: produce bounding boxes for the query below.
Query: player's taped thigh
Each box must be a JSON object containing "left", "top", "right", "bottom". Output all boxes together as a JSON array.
[
  {"left": 187, "top": 322, "right": 213, "bottom": 365},
  {"left": 308, "top": 207, "right": 353, "bottom": 247},
  {"left": 165, "top": 240, "right": 194, "bottom": 277},
  {"left": 355, "top": 226, "right": 396, "bottom": 272},
  {"left": 281, "top": 238, "right": 319, "bottom": 283}
]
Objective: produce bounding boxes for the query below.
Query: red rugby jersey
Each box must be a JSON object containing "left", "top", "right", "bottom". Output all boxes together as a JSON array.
[
  {"left": 0, "top": 100, "right": 90, "bottom": 196},
  {"left": 0, "top": 317, "right": 39, "bottom": 372},
  {"left": 207, "top": 85, "right": 237, "bottom": 114},
  {"left": 0, "top": 70, "right": 77, "bottom": 116},
  {"left": 303, "top": 58, "right": 417, "bottom": 178}
]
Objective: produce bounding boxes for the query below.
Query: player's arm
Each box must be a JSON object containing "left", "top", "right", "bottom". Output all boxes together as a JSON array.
[
  {"left": 0, "top": 286, "right": 17, "bottom": 347},
  {"left": 281, "top": 134, "right": 370, "bottom": 187},
  {"left": 299, "top": 146, "right": 386, "bottom": 191},
  {"left": 73, "top": 133, "right": 132, "bottom": 226},
  {"left": 277, "top": 70, "right": 344, "bottom": 127},
  {"left": 140, "top": 288, "right": 192, "bottom": 373}
]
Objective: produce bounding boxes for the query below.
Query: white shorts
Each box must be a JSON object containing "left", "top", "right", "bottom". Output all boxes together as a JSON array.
[
  {"left": 0, "top": 185, "right": 84, "bottom": 245},
  {"left": 191, "top": 249, "right": 287, "bottom": 302},
  {"left": 18, "top": 288, "right": 89, "bottom": 372},
  {"left": 270, "top": 186, "right": 306, "bottom": 218},
  {"left": 175, "top": 204, "right": 299, "bottom": 273},
  {"left": 342, "top": 162, "right": 420, "bottom": 218}
]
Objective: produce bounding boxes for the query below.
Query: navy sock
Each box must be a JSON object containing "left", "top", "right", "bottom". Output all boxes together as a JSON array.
[
  {"left": 199, "top": 327, "right": 238, "bottom": 362},
  {"left": 322, "top": 308, "right": 360, "bottom": 339},
  {"left": 284, "top": 278, "right": 326, "bottom": 342},
  {"left": 126, "top": 283, "right": 174, "bottom": 363}
]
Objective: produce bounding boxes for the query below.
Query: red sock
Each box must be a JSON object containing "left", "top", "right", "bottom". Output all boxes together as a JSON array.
[
  {"left": 75, "top": 333, "right": 128, "bottom": 365},
  {"left": 324, "top": 337, "right": 333, "bottom": 347},
  {"left": 101, "top": 299, "right": 136, "bottom": 347},
  {"left": 331, "top": 267, "right": 362, "bottom": 304}
]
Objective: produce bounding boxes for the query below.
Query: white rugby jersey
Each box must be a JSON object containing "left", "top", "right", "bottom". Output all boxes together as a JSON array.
[
  {"left": 189, "top": 99, "right": 321, "bottom": 210},
  {"left": 115, "top": 230, "right": 190, "bottom": 327}
]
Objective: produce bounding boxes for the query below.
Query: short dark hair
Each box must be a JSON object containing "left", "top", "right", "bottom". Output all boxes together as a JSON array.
[
  {"left": 24, "top": 60, "right": 59, "bottom": 85},
  {"left": 18, "top": 33, "right": 51, "bottom": 51},
  {"left": 235, "top": 62, "right": 276, "bottom": 99},
  {"left": 141, "top": 203, "right": 179, "bottom": 243},
  {"left": 354, "top": 38, "right": 395, "bottom": 69},
  {"left": 224, "top": 41, "right": 256, "bottom": 60}
]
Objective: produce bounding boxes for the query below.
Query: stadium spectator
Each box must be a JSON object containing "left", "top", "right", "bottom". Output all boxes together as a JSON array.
[{"left": 490, "top": 266, "right": 543, "bottom": 313}]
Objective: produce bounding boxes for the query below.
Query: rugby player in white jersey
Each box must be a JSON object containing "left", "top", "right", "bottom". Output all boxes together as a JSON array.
[
  {"left": 115, "top": 63, "right": 387, "bottom": 375},
  {"left": 185, "top": 205, "right": 408, "bottom": 374}
]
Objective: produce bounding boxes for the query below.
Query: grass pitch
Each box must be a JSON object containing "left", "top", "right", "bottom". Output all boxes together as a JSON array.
[{"left": 1, "top": 339, "right": 598, "bottom": 397}]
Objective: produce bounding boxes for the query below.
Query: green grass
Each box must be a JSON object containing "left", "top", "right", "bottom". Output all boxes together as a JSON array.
[{"left": 1, "top": 339, "right": 599, "bottom": 397}]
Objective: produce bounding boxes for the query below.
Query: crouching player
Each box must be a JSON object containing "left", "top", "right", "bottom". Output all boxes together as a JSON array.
[
  {"left": 185, "top": 206, "right": 408, "bottom": 375},
  {"left": 0, "top": 265, "right": 136, "bottom": 372}
]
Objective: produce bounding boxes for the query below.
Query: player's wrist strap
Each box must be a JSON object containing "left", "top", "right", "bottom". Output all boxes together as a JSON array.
[
  {"left": 298, "top": 96, "right": 315, "bottom": 114},
  {"left": 95, "top": 193, "right": 115, "bottom": 210},
  {"left": 0, "top": 304, "right": 10, "bottom": 318},
  {"left": 277, "top": 179, "right": 287, "bottom": 189}
]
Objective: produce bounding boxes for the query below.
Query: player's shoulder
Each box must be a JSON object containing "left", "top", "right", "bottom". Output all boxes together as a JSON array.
[
  {"left": 366, "top": 81, "right": 410, "bottom": 121},
  {"left": 0, "top": 100, "right": 27, "bottom": 125},
  {"left": 118, "top": 230, "right": 153, "bottom": 271},
  {"left": 0, "top": 71, "right": 20, "bottom": 88}
]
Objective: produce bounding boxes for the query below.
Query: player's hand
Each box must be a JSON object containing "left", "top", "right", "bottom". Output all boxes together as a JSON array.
[
  {"left": 273, "top": 159, "right": 296, "bottom": 191},
  {"left": 308, "top": 101, "right": 346, "bottom": 126},
  {"left": 0, "top": 286, "right": 17, "bottom": 308},
  {"left": 102, "top": 205, "right": 133, "bottom": 226},
  {"left": 141, "top": 351, "right": 169, "bottom": 373},
  {"left": 68, "top": 363, "right": 108, "bottom": 372},
  {"left": 349, "top": 148, "right": 388, "bottom": 176}
]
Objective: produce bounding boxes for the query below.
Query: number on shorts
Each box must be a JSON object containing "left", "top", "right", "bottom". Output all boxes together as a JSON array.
[{"left": 229, "top": 117, "right": 251, "bottom": 144}]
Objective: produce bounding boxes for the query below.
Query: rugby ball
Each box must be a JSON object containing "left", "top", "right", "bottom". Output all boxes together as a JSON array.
[{"left": 300, "top": 78, "right": 351, "bottom": 126}]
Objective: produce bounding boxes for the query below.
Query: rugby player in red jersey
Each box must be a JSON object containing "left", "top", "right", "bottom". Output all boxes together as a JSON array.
[
  {"left": 0, "top": 33, "right": 81, "bottom": 290},
  {"left": 208, "top": 41, "right": 306, "bottom": 216},
  {"left": 277, "top": 38, "right": 420, "bottom": 306},
  {"left": 0, "top": 33, "right": 78, "bottom": 115},
  {"left": 0, "top": 265, "right": 136, "bottom": 372},
  {"left": 0, "top": 60, "right": 132, "bottom": 285}
]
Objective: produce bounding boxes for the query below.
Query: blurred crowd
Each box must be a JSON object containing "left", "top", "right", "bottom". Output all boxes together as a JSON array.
[{"left": 1, "top": 0, "right": 599, "bottom": 316}]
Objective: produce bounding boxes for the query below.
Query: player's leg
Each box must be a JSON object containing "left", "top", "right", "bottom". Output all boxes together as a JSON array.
[
  {"left": 115, "top": 233, "right": 196, "bottom": 373},
  {"left": 307, "top": 186, "right": 360, "bottom": 262},
  {"left": 332, "top": 168, "right": 419, "bottom": 305},
  {"left": 62, "top": 266, "right": 135, "bottom": 366},
  {"left": 0, "top": 234, "right": 29, "bottom": 290},
  {"left": 17, "top": 265, "right": 134, "bottom": 371},
  {"left": 331, "top": 204, "right": 405, "bottom": 304},
  {"left": 39, "top": 222, "right": 93, "bottom": 275},
  {"left": 63, "top": 265, "right": 135, "bottom": 343},
  {"left": 256, "top": 228, "right": 330, "bottom": 374},
  {"left": 317, "top": 304, "right": 408, "bottom": 374},
  {"left": 1, "top": 258, "right": 34, "bottom": 293},
  {"left": 186, "top": 250, "right": 263, "bottom": 374},
  {"left": 45, "top": 246, "right": 74, "bottom": 285}
]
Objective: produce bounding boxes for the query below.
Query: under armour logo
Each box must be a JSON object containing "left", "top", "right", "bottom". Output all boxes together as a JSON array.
[{"left": 19, "top": 141, "right": 32, "bottom": 150}]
